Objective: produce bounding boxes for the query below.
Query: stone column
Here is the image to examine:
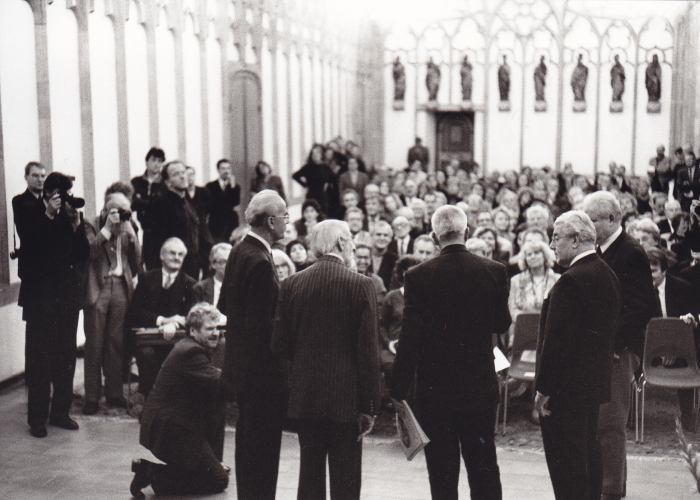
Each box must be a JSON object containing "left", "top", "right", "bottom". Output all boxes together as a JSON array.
[{"left": 27, "top": 0, "right": 53, "bottom": 166}]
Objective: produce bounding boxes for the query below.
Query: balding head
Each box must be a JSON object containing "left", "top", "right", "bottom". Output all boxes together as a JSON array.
[
  {"left": 582, "top": 191, "right": 622, "bottom": 244},
  {"left": 431, "top": 205, "right": 469, "bottom": 246},
  {"left": 245, "top": 190, "right": 286, "bottom": 227},
  {"left": 160, "top": 237, "right": 187, "bottom": 273},
  {"left": 309, "top": 220, "right": 354, "bottom": 266}
]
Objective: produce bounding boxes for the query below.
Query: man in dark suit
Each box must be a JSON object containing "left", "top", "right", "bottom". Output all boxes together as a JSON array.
[
  {"left": 370, "top": 221, "right": 398, "bottom": 289},
  {"left": 131, "top": 147, "right": 166, "bottom": 271},
  {"left": 392, "top": 205, "right": 511, "bottom": 500},
  {"left": 272, "top": 220, "right": 381, "bottom": 500},
  {"left": 130, "top": 302, "right": 228, "bottom": 498},
  {"left": 220, "top": 189, "right": 288, "bottom": 500},
  {"left": 387, "top": 215, "right": 415, "bottom": 257},
  {"left": 127, "top": 237, "right": 196, "bottom": 397},
  {"left": 206, "top": 158, "right": 241, "bottom": 243},
  {"left": 674, "top": 146, "right": 700, "bottom": 212},
  {"left": 583, "top": 192, "right": 659, "bottom": 500},
  {"left": 407, "top": 136, "right": 429, "bottom": 169},
  {"left": 148, "top": 160, "right": 206, "bottom": 279},
  {"left": 338, "top": 157, "right": 370, "bottom": 205},
  {"left": 536, "top": 210, "right": 621, "bottom": 500},
  {"left": 20, "top": 172, "right": 90, "bottom": 438}
]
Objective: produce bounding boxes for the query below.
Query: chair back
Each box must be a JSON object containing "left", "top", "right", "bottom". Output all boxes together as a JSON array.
[
  {"left": 508, "top": 313, "right": 540, "bottom": 380},
  {"left": 643, "top": 318, "right": 700, "bottom": 389}
]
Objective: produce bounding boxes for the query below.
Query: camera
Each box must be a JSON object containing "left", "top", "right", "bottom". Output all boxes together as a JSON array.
[
  {"left": 59, "top": 191, "right": 86, "bottom": 209},
  {"left": 118, "top": 208, "right": 132, "bottom": 222}
]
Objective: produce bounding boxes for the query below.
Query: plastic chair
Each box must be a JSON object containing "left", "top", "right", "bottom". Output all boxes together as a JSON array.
[
  {"left": 502, "top": 313, "right": 540, "bottom": 435},
  {"left": 635, "top": 318, "right": 700, "bottom": 443}
]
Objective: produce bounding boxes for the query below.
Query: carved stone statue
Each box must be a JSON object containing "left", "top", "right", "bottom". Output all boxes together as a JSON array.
[
  {"left": 534, "top": 55, "right": 547, "bottom": 102},
  {"left": 460, "top": 55, "right": 473, "bottom": 102},
  {"left": 498, "top": 55, "right": 510, "bottom": 102},
  {"left": 646, "top": 54, "right": 662, "bottom": 112},
  {"left": 392, "top": 57, "right": 406, "bottom": 102},
  {"left": 426, "top": 58, "right": 441, "bottom": 101},
  {"left": 571, "top": 53, "right": 588, "bottom": 111},
  {"left": 610, "top": 54, "right": 625, "bottom": 102}
]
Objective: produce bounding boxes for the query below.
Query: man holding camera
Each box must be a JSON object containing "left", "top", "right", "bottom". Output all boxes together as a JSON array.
[
  {"left": 21, "top": 172, "right": 90, "bottom": 438},
  {"left": 83, "top": 193, "right": 141, "bottom": 414}
]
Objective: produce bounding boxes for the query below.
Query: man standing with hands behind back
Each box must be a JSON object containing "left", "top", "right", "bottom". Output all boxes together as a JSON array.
[
  {"left": 536, "top": 211, "right": 621, "bottom": 499},
  {"left": 207, "top": 158, "right": 241, "bottom": 243}
]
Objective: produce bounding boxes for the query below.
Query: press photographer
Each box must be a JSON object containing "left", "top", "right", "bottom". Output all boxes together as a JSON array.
[{"left": 21, "top": 172, "right": 90, "bottom": 438}]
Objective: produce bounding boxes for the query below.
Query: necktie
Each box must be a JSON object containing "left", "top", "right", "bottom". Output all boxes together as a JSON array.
[{"left": 163, "top": 273, "right": 173, "bottom": 290}]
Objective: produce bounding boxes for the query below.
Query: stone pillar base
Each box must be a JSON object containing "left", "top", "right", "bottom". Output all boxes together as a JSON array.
[
  {"left": 572, "top": 100, "right": 586, "bottom": 112},
  {"left": 609, "top": 101, "right": 623, "bottom": 113}
]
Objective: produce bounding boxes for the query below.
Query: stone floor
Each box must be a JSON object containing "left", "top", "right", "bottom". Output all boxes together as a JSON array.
[{"left": 0, "top": 365, "right": 697, "bottom": 499}]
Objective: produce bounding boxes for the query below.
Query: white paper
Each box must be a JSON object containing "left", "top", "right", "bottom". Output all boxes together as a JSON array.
[{"left": 493, "top": 347, "right": 510, "bottom": 372}]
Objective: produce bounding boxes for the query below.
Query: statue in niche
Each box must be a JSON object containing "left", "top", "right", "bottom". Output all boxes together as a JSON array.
[
  {"left": 571, "top": 53, "right": 588, "bottom": 111},
  {"left": 460, "top": 55, "right": 473, "bottom": 103},
  {"left": 610, "top": 54, "right": 625, "bottom": 112},
  {"left": 392, "top": 56, "right": 406, "bottom": 109},
  {"left": 497, "top": 55, "right": 510, "bottom": 102},
  {"left": 646, "top": 53, "right": 662, "bottom": 113},
  {"left": 426, "top": 57, "right": 441, "bottom": 101},
  {"left": 533, "top": 55, "right": 547, "bottom": 111}
]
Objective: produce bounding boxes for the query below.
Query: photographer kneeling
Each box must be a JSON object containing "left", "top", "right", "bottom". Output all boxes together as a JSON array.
[{"left": 130, "top": 302, "right": 228, "bottom": 498}]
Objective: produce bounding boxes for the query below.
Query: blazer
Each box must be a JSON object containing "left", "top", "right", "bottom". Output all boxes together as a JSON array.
[
  {"left": 130, "top": 174, "right": 165, "bottom": 232},
  {"left": 84, "top": 218, "right": 141, "bottom": 306},
  {"left": 536, "top": 253, "right": 621, "bottom": 407},
  {"left": 674, "top": 164, "right": 700, "bottom": 211},
  {"left": 205, "top": 180, "right": 240, "bottom": 242},
  {"left": 127, "top": 268, "right": 196, "bottom": 328},
  {"left": 11, "top": 189, "right": 46, "bottom": 305},
  {"left": 139, "top": 336, "right": 222, "bottom": 468},
  {"left": 374, "top": 251, "right": 398, "bottom": 290},
  {"left": 220, "top": 235, "right": 287, "bottom": 399},
  {"left": 660, "top": 274, "right": 696, "bottom": 319},
  {"left": 391, "top": 244, "right": 511, "bottom": 410},
  {"left": 601, "top": 231, "right": 660, "bottom": 357},
  {"left": 272, "top": 256, "right": 381, "bottom": 421},
  {"left": 387, "top": 235, "right": 415, "bottom": 257}
]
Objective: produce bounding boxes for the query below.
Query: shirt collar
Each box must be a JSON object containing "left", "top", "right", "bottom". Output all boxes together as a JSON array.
[
  {"left": 247, "top": 230, "right": 272, "bottom": 254},
  {"left": 161, "top": 268, "right": 179, "bottom": 281},
  {"left": 324, "top": 252, "right": 345, "bottom": 264},
  {"left": 569, "top": 249, "right": 597, "bottom": 267},
  {"left": 600, "top": 226, "right": 623, "bottom": 254}
]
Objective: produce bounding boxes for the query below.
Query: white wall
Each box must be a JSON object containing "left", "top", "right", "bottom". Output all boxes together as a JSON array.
[
  {"left": 155, "top": 8, "right": 178, "bottom": 159},
  {"left": 125, "top": 1, "right": 150, "bottom": 177},
  {"left": 183, "top": 15, "right": 203, "bottom": 175},
  {"left": 206, "top": 23, "right": 223, "bottom": 174}
]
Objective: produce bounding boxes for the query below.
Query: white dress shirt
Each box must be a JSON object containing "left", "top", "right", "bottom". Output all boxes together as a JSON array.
[
  {"left": 657, "top": 277, "right": 667, "bottom": 318},
  {"left": 600, "top": 226, "right": 623, "bottom": 254},
  {"left": 247, "top": 230, "right": 272, "bottom": 254}
]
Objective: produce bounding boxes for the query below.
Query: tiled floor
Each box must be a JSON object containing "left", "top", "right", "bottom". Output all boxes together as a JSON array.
[{"left": 0, "top": 367, "right": 696, "bottom": 499}]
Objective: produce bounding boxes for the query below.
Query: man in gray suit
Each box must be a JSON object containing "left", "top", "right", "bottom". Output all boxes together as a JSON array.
[{"left": 273, "top": 220, "right": 381, "bottom": 500}]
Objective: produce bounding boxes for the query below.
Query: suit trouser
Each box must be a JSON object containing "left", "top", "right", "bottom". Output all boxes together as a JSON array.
[
  {"left": 541, "top": 403, "right": 601, "bottom": 500},
  {"left": 25, "top": 307, "right": 80, "bottom": 426},
  {"left": 296, "top": 419, "right": 362, "bottom": 500},
  {"left": 84, "top": 276, "right": 128, "bottom": 403},
  {"left": 418, "top": 402, "right": 501, "bottom": 500},
  {"left": 598, "top": 350, "right": 638, "bottom": 496},
  {"left": 235, "top": 393, "right": 286, "bottom": 500}
]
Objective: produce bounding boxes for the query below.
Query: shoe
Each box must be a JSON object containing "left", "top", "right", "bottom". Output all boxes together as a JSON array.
[
  {"left": 130, "top": 459, "right": 151, "bottom": 498},
  {"left": 107, "top": 397, "right": 128, "bottom": 409},
  {"left": 49, "top": 416, "right": 79, "bottom": 430},
  {"left": 29, "top": 424, "right": 47, "bottom": 438},
  {"left": 83, "top": 401, "right": 99, "bottom": 415}
]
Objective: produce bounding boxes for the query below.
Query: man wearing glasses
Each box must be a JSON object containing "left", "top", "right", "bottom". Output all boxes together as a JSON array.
[{"left": 219, "top": 190, "right": 288, "bottom": 500}]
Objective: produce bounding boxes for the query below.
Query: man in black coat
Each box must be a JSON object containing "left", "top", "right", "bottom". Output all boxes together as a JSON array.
[
  {"left": 127, "top": 237, "right": 196, "bottom": 397},
  {"left": 20, "top": 172, "right": 90, "bottom": 438},
  {"left": 536, "top": 210, "right": 621, "bottom": 500},
  {"left": 130, "top": 302, "right": 228, "bottom": 498},
  {"left": 673, "top": 146, "right": 700, "bottom": 212},
  {"left": 272, "top": 220, "right": 381, "bottom": 500},
  {"left": 370, "top": 221, "right": 399, "bottom": 290},
  {"left": 583, "top": 192, "right": 659, "bottom": 500},
  {"left": 392, "top": 205, "right": 511, "bottom": 500},
  {"left": 219, "top": 189, "right": 288, "bottom": 500},
  {"left": 206, "top": 158, "right": 241, "bottom": 243},
  {"left": 131, "top": 147, "right": 166, "bottom": 270}
]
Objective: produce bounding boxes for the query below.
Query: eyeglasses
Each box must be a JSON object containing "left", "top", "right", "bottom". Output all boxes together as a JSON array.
[
  {"left": 551, "top": 233, "right": 575, "bottom": 244},
  {"left": 270, "top": 213, "right": 290, "bottom": 223}
]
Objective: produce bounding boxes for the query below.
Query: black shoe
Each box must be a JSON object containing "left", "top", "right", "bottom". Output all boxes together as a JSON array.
[
  {"left": 29, "top": 424, "right": 47, "bottom": 438},
  {"left": 83, "top": 401, "right": 99, "bottom": 415},
  {"left": 130, "top": 459, "right": 151, "bottom": 498},
  {"left": 49, "top": 416, "right": 79, "bottom": 430},
  {"left": 107, "top": 397, "right": 128, "bottom": 409}
]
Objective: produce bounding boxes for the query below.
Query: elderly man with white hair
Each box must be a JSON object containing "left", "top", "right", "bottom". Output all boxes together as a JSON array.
[
  {"left": 273, "top": 219, "right": 380, "bottom": 500},
  {"left": 582, "top": 191, "right": 659, "bottom": 500},
  {"left": 219, "top": 189, "right": 289, "bottom": 500},
  {"left": 535, "top": 210, "right": 621, "bottom": 500},
  {"left": 392, "top": 205, "right": 511, "bottom": 499}
]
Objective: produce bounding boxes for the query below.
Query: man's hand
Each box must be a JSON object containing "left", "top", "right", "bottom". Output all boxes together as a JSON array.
[
  {"left": 45, "top": 193, "right": 61, "bottom": 218},
  {"left": 681, "top": 313, "right": 697, "bottom": 327},
  {"left": 105, "top": 208, "right": 120, "bottom": 231},
  {"left": 357, "top": 413, "right": 375, "bottom": 441},
  {"left": 534, "top": 391, "right": 551, "bottom": 418},
  {"left": 160, "top": 322, "right": 177, "bottom": 340},
  {"left": 63, "top": 202, "right": 82, "bottom": 231}
]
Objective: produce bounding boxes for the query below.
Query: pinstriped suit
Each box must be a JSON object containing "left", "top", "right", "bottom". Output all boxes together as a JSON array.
[{"left": 272, "top": 255, "right": 381, "bottom": 500}]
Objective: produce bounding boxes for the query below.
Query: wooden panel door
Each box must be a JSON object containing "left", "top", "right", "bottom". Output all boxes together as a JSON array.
[
  {"left": 436, "top": 112, "right": 474, "bottom": 171},
  {"left": 229, "top": 69, "right": 262, "bottom": 203}
]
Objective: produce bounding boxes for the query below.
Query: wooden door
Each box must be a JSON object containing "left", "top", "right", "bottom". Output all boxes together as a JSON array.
[
  {"left": 229, "top": 70, "right": 262, "bottom": 203},
  {"left": 436, "top": 113, "right": 474, "bottom": 171}
]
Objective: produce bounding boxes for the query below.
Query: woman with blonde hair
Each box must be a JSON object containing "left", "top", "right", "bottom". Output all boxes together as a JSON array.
[{"left": 271, "top": 248, "right": 296, "bottom": 281}]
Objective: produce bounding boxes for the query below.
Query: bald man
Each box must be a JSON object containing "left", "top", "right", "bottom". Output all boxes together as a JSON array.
[{"left": 83, "top": 194, "right": 142, "bottom": 414}]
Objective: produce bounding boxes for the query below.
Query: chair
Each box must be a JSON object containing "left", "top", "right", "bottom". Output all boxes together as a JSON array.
[
  {"left": 635, "top": 318, "right": 700, "bottom": 443},
  {"left": 502, "top": 313, "right": 540, "bottom": 435}
]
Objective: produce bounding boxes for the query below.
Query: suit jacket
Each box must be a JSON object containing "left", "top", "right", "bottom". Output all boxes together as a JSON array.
[
  {"left": 127, "top": 268, "right": 196, "bottom": 328},
  {"left": 220, "top": 234, "right": 287, "bottom": 399},
  {"left": 139, "top": 336, "right": 223, "bottom": 467},
  {"left": 674, "top": 164, "right": 700, "bottom": 211},
  {"left": 387, "top": 235, "right": 415, "bottom": 257},
  {"left": 205, "top": 180, "right": 240, "bottom": 242},
  {"left": 11, "top": 189, "right": 46, "bottom": 305},
  {"left": 661, "top": 274, "right": 696, "bottom": 319},
  {"left": 601, "top": 231, "right": 660, "bottom": 357},
  {"left": 680, "top": 264, "right": 700, "bottom": 304},
  {"left": 536, "top": 253, "right": 621, "bottom": 408},
  {"left": 338, "top": 171, "right": 369, "bottom": 202},
  {"left": 391, "top": 244, "right": 512, "bottom": 410},
  {"left": 84, "top": 218, "right": 141, "bottom": 306},
  {"left": 374, "top": 251, "right": 398, "bottom": 290},
  {"left": 272, "top": 256, "right": 381, "bottom": 421},
  {"left": 130, "top": 174, "right": 165, "bottom": 232}
]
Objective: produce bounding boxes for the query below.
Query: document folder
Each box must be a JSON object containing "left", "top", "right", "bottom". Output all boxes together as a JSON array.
[{"left": 394, "top": 399, "right": 430, "bottom": 461}]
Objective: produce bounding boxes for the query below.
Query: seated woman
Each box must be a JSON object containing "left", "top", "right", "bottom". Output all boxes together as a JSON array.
[
  {"left": 286, "top": 239, "right": 311, "bottom": 272},
  {"left": 380, "top": 256, "right": 421, "bottom": 390},
  {"left": 130, "top": 302, "right": 229, "bottom": 498},
  {"left": 250, "top": 160, "right": 286, "bottom": 201},
  {"left": 272, "top": 248, "right": 296, "bottom": 281}
]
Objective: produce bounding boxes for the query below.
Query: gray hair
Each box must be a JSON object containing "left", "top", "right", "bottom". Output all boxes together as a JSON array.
[
  {"left": 553, "top": 210, "right": 597, "bottom": 244},
  {"left": 161, "top": 237, "right": 187, "bottom": 255},
  {"left": 431, "top": 205, "right": 469, "bottom": 241},
  {"left": 271, "top": 248, "right": 296, "bottom": 274},
  {"left": 525, "top": 204, "right": 550, "bottom": 221},
  {"left": 309, "top": 220, "right": 351, "bottom": 257},
  {"left": 516, "top": 240, "right": 556, "bottom": 271},
  {"left": 371, "top": 220, "right": 393, "bottom": 237},
  {"left": 635, "top": 218, "right": 660, "bottom": 241},
  {"left": 209, "top": 242, "right": 232, "bottom": 262},
  {"left": 582, "top": 191, "right": 622, "bottom": 222},
  {"left": 186, "top": 302, "right": 221, "bottom": 333},
  {"left": 465, "top": 237, "right": 488, "bottom": 256},
  {"left": 244, "top": 189, "right": 286, "bottom": 227}
]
